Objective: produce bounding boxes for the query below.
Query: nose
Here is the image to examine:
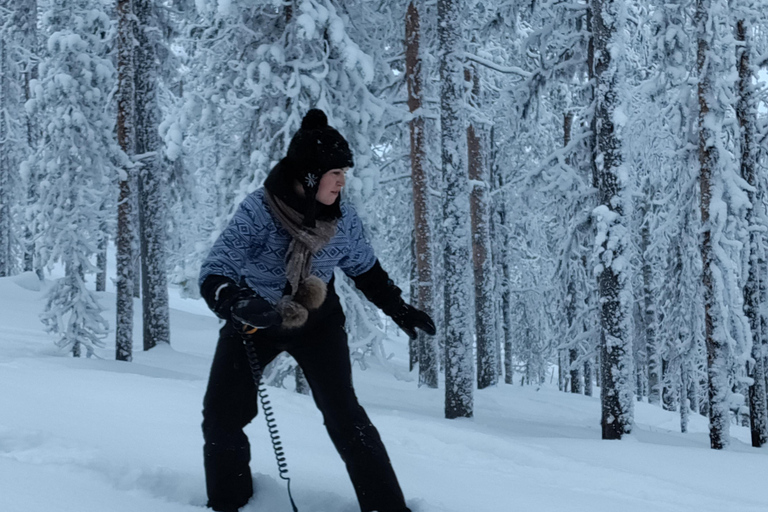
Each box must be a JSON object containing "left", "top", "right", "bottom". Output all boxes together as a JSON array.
[{"left": 338, "top": 173, "right": 346, "bottom": 187}]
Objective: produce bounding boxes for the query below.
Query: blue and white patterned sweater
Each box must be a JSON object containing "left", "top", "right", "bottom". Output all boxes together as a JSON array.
[{"left": 199, "top": 188, "right": 377, "bottom": 305}]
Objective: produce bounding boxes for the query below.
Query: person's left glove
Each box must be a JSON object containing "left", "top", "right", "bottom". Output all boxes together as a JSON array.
[
  {"left": 201, "top": 275, "right": 282, "bottom": 333},
  {"left": 388, "top": 302, "right": 436, "bottom": 340},
  {"left": 230, "top": 295, "right": 282, "bottom": 333}
]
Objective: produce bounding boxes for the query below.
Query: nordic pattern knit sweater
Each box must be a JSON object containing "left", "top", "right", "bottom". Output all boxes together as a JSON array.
[{"left": 199, "top": 188, "right": 377, "bottom": 305}]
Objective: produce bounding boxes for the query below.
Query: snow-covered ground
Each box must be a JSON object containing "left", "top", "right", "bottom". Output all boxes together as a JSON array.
[{"left": 1, "top": 272, "right": 766, "bottom": 512}]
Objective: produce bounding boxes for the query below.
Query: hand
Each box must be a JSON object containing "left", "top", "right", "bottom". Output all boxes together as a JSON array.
[
  {"left": 231, "top": 295, "right": 283, "bottom": 334},
  {"left": 389, "top": 303, "right": 436, "bottom": 340}
]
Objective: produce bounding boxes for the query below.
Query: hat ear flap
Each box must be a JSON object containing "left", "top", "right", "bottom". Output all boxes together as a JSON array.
[{"left": 302, "top": 184, "right": 317, "bottom": 228}]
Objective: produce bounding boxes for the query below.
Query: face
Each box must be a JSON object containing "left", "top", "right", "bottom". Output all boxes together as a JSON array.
[{"left": 315, "top": 167, "right": 348, "bottom": 205}]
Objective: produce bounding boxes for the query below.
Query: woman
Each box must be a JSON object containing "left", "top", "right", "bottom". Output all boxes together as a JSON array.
[{"left": 199, "top": 109, "right": 436, "bottom": 512}]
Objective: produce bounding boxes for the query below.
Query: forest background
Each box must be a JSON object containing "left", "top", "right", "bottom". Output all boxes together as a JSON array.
[{"left": 1, "top": 0, "right": 768, "bottom": 452}]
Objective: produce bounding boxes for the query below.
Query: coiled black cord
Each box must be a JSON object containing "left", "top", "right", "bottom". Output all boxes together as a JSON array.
[{"left": 243, "top": 339, "right": 299, "bottom": 512}]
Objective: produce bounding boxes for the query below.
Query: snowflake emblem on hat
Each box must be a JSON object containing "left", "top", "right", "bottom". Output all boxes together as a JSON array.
[{"left": 305, "top": 173, "right": 318, "bottom": 188}]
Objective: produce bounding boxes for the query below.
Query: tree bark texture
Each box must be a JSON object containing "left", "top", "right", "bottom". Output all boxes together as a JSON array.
[
  {"left": 736, "top": 18, "right": 768, "bottom": 448},
  {"left": 0, "top": 37, "right": 10, "bottom": 278},
  {"left": 406, "top": 2, "right": 438, "bottom": 389},
  {"left": 466, "top": 66, "right": 496, "bottom": 390},
  {"left": 438, "top": 0, "right": 473, "bottom": 419},
  {"left": 696, "top": 0, "right": 730, "bottom": 450},
  {"left": 116, "top": 0, "right": 135, "bottom": 362},
  {"left": 135, "top": 0, "right": 170, "bottom": 350},
  {"left": 641, "top": 201, "right": 660, "bottom": 405},
  {"left": 592, "top": 0, "right": 634, "bottom": 440}
]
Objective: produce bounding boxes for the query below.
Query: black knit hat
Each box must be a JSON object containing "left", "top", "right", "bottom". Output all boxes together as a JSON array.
[{"left": 285, "top": 109, "right": 354, "bottom": 227}]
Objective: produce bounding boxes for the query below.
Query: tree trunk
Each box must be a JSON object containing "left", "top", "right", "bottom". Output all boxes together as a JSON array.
[
  {"left": 584, "top": 358, "right": 593, "bottom": 396},
  {"left": 680, "top": 367, "right": 690, "bottom": 433},
  {"left": 591, "top": 0, "right": 634, "bottom": 440},
  {"left": 438, "top": 0, "right": 473, "bottom": 419},
  {"left": 697, "top": 0, "right": 730, "bottom": 450},
  {"left": 641, "top": 201, "right": 660, "bottom": 405},
  {"left": 0, "top": 37, "right": 10, "bottom": 278},
  {"left": 96, "top": 223, "right": 107, "bottom": 292},
  {"left": 466, "top": 66, "right": 496, "bottom": 390},
  {"left": 736, "top": 18, "right": 768, "bottom": 448},
  {"left": 22, "top": 0, "right": 40, "bottom": 276},
  {"left": 116, "top": 0, "right": 135, "bottom": 362},
  {"left": 135, "top": 0, "right": 170, "bottom": 350},
  {"left": 406, "top": 1, "right": 438, "bottom": 388}
]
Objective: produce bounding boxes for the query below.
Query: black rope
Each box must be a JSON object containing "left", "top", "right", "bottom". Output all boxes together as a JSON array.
[{"left": 243, "top": 338, "right": 299, "bottom": 512}]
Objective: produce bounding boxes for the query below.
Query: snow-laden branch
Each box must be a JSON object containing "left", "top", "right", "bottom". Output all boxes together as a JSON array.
[{"left": 463, "top": 52, "right": 531, "bottom": 78}]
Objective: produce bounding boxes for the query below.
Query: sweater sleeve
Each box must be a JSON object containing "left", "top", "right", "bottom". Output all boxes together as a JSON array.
[
  {"left": 349, "top": 259, "right": 404, "bottom": 315},
  {"left": 199, "top": 192, "right": 269, "bottom": 289},
  {"left": 337, "top": 203, "right": 377, "bottom": 278}
]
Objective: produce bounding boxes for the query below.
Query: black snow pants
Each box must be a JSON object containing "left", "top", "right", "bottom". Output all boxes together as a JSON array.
[{"left": 202, "top": 288, "right": 409, "bottom": 512}]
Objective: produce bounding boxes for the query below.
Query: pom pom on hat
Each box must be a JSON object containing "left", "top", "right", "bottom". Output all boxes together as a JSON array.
[{"left": 300, "top": 109, "right": 329, "bottom": 130}]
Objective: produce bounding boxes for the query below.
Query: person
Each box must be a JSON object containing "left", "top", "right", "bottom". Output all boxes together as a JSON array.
[{"left": 199, "top": 109, "right": 436, "bottom": 512}]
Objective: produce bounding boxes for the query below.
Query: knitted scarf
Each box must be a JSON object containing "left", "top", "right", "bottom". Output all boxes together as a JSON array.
[{"left": 264, "top": 190, "right": 338, "bottom": 328}]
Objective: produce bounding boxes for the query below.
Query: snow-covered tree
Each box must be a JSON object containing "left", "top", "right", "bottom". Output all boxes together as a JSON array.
[
  {"left": 405, "top": 0, "right": 438, "bottom": 388},
  {"left": 439, "top": 0, "right": 473, "bottom": 418},
  {"left": 735, "top": 7, "right": 768, "bottom": 447},
  {"left": 696, "top": 0, "right": 751, "bottom": 449},
  {"left": 135, "top": 0, "right": 171, "bottom": 351},
  {"left": 115, "top": 0, "right": 136, "bottom": 362},
  {"left": 28, "top": 0, "right": 119, "bottom": 357},
  {"left": 591, "top": 0, "right": 634, "bottom": 440}
]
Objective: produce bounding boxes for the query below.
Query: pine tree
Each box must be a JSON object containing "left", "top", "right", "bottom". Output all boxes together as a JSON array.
[
  {"left": 696, "top": 0, "right": 750, "bottom": 450},
  {"left": 405, "top": 0, "right": 438, "bottom": 389},
  {"left": 591, "top": 0, "right": 634, "bottom": 440},
  {"left": 116, "top": 0, "right": 136, "bottom": 362},
  {"left": 439, "top": 0, "right": 473, "bottom": 419},
  {"left": 0, "top": 32, "right": 11, "bottom": 277},
  {"left": 135, "top": 0, "right": 170, "bottom": 351},
  {"left": 466, "top": 64, "right": 497, "bottom": 390},
  {"left": 736, "top": 14, "right": 768, "bottom": 448},
  {"left": 29, "top": 0, "right": 117, "bottom": 356}
]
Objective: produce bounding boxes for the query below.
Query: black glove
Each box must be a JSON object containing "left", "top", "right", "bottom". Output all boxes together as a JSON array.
[
  {"left": 388, "top": 302, "right": 436, "bottom": 340},
  {"left": 230, "top": 295, "right": 282, "bottom": 332},
  {"left": 201, "top": 275, "right": 281, "bottom": 332},
  {"left": 350, "top": 261, "right": 436, "bottom": 339}
]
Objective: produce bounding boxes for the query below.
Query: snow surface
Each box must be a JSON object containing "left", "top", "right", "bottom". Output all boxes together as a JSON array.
[{"left": 1, "top": 272, "right": 767, "bottom": 512}]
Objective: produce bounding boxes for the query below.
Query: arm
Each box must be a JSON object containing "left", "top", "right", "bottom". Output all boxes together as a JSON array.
[
  {"left": 339, "top": 205, "right": 435, "bottom": 339},
  {"left": 199, "top": 193, "right": 269, "bottom": 291},
  {"left": 199, "top": 193, "right": 278, "bottom": 328}
]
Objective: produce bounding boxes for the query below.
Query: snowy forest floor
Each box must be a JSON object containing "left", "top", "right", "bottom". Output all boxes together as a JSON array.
[{"left": 1, "top": 272, "right": 767, "bottom": 512}]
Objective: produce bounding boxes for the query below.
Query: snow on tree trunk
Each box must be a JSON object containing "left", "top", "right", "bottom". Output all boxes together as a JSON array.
[
  {"left": 641, "top": 198, "right": 661, "bottom": 405},
  {"left": 466, "top": 65, "right": 496, "bottom": 390},
  {"left": 135, "top": 0, "right": 170, "bottom": 350},
  {"left": 584, "top": 358, "right": 593, "bottom": 396},
  {"left": 21, "top": 0, "right": 39, "bottom": 275},
  {"left": 680, "top": 368, "right": 690, "bottom": 433},
  {"left": 116, "top": 0, "right": 136, "bottom": 362},
  {"left": 0, "top": 36, "right": 9, "bottom": 277},
  {"left": 438, "top": 0, "right": 473, "bottom": 419},
  {"left": 736, "top": 18, "right": 768, "bottom": 448},
  {"left": 406, "top": 1, "right": 438, "bottom": 389},
  {"left": 695, "top": 0, "right": 749, "bottom": 450},
  {"left": 591, "top": 0, "right": 634, "bottom": 440},
  {"left": 96, "top": 233, "right": 107, "bottom": 292}
]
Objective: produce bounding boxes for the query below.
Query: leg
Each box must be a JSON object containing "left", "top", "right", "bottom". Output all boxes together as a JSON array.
[
  {"left": 290, "top": 312, "right": 409, "bottom": 512},
  {"left": 202, "top": 323, "right": 280, "bottom": 511}
]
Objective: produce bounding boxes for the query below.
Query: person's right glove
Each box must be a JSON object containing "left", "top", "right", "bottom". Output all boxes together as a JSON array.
[{"left": 388, "top": 303, "right": 436, "bottom": 340}]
